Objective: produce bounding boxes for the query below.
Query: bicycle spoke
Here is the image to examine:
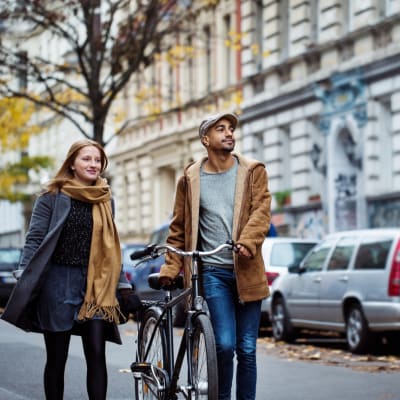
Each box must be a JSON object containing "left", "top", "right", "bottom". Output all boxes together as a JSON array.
[
  {"left": 190, "top": 314, "right": 218, "bottom": 399},
  {"left": 192, "top": 333, "right": 209, "bottom": 396},
  {"left": 134, "top": 308, "right": 169, "bottom": 400}
]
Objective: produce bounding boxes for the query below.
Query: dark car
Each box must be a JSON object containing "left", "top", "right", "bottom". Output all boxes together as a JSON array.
[
  {"left": 129, "top": 221, "right": 185, "bottom": 326},
  {"left": 121, "top": 242, "right": 146, "bottom": 283},
  {"left": 0, "top": 247, "right": 22, "bottom": 305},
  {"left": 129, "top": 222, "right": 170, "bottom": 294}
]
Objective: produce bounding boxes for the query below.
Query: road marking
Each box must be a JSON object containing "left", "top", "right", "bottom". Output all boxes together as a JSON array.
[{"left": 0, "top": 387, "right": 31, "bottom": 400}]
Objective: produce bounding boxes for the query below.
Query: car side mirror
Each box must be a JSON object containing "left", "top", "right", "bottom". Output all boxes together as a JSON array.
[{"left": 288, "top": 265, "right": 300, "bottom": 274}]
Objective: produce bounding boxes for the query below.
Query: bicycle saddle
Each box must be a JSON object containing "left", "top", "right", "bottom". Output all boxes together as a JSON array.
[{"left": 148, "top": 273, "right": 184, "bottom": 291}]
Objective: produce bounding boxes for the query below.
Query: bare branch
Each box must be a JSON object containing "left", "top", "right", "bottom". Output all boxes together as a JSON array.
[{"left": 0, "top": 0, "right": 195, "bottom": 146}]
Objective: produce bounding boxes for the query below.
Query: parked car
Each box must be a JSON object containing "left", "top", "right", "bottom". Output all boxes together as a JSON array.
[
  {"left": 128, "top": 221, "right": 170, "bottom": 296},
  {"left": 121, "top": 242, "right": 146, "bottom": 283},
  {"left": 129, "top": 221, "right": 186, "bottom": 326},
  {"left": 260, "top": 237, "right": 318, "bottom": 326},
  {"left": 269, "top": 228, "right": 400, "bottom": 353},
  {"left": 0, "top": 247, "right": 22, "bottom": 305}
]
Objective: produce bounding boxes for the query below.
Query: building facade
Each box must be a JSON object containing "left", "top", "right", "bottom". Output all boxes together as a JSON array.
[
  {"left": 111, "top": 0, "right": 400, "bottom": 242},
  {"left": 2, "top": 1, "right": 400, "bottom": 244},
  {"left": 110, "top": 0, "right": 244, "bottom": 242},
  {"left": 240, "top": 0, "right": 400, "bottom": 238}
]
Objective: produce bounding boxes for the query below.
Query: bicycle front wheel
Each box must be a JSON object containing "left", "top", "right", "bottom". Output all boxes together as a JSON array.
[
  {"left": 190, "top": 313, "right": 218, "bottom": 399},
  {"left": 134, "top": 307, "right": 169, "bottom": 400}
]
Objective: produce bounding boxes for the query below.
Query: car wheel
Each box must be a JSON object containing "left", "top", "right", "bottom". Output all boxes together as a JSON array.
[
  {"left": 345, "top": 304, "right": 371, "bottom": 354},
  {"left": 271, "top": 296, "right": 296, "bottom": 343}
]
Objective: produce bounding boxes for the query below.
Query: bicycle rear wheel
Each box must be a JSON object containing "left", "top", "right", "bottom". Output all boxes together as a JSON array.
[
  {"left": 190, "top": 313, "right": 218, "bottom": 399},
  {"left": 134, "top": 307, "right": 169, "bottom": 400}
]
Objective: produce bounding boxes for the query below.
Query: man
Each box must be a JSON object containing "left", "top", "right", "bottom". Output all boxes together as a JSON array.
[{"left": 159, "top": 112, "right": 271, "bottom": 400}]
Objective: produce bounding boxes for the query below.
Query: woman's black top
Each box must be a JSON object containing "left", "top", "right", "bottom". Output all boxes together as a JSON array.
[{"left": 51, "top": 199, "right": 93, "bottom": 266}]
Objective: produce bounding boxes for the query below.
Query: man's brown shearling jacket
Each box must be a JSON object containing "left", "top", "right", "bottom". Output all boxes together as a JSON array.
[{"left": 159, "top": 153, "right": 271, "bottom": 303}]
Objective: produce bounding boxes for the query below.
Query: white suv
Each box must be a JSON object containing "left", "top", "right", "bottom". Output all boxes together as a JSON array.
[
  {"left": 260, "top": 237, "right": 318, "bottom": 326},
  {"left": 269, "top": 229, "right": 400, "bottom": 353}
]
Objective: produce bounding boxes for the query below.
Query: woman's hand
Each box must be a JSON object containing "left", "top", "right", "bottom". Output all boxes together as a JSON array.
[{"left": 117, "top": 288, "right": 141, "bottom": 313}]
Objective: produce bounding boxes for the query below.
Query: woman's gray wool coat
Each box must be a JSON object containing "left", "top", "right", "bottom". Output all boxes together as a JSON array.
[{"left": 1, "top": 192, "right": 123, "bottom": 344}]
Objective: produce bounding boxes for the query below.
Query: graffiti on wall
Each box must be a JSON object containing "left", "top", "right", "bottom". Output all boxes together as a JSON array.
[
  {"left": 296, "top": 210, "right": 327, "bottom": 239},
  {"left": 335, "top": 173, "right": 357, "bottom": 231},
  {"left": 368, "top": 199, "right": 400, "bottom": 228}
]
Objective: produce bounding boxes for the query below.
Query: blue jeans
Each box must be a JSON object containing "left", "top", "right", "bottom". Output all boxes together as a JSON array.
[{"left": 202, "top": 266, "right": 261, "bottom": 400}]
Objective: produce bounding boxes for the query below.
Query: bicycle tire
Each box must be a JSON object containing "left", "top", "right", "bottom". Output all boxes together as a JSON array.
[
  {"left": 134, "top": 307, "right": 169, "bottom": 400},
  {"left": 190, "top": 313, "right": 218, "bottom": 399}
]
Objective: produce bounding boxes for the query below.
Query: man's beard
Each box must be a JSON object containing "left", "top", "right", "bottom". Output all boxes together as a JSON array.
[{"left": 221, "top": 141, "right": 235, "bottom": 153}]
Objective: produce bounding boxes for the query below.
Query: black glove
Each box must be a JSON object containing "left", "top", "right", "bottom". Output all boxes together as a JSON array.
[{"left": 117, "top": 288, "right": 142, "bottom": 321}]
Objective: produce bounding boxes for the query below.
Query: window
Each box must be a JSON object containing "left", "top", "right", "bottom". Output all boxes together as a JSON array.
[
  {"left": 253, "top": 0, "right": 264, "bottom": 72},
  {"left": 186, "top": 35, "right": 194, "bottom": 99},
  {"left": 204, "top": 25, "right": 212, "bottom": 93},
  {"left": 223, "top": 14, "right": 232, "bottom": 85},
  {"left": 327, "top": 237, "right": 356, "bottom": 271},
  {"left": 354, "top": 238, "right": 392, "bottom": 270},
  {"left": 270, "top": 242, "right": 316, "bottom": 268},
  {"left": 0, "top": 249, "right": 22, "bottom": 266},
  {"left": 17, "top": 51, "right": 28, "bottom": 89},
  {"left": 150, "top": 224, "right": 170, "bottom": 244},
  {"left": 279, "top": 125, "right": 291, "bottom": 190},
  {"left": 279, "top": 0, "right": 289, "bottom": 60},
  {"left": 309, "top": 0, "right": 319, "bottom": 43},
  {"left": 168, "top": 56, "right": 174, "bottom": 105},
  {"left": 302, "top": 239, "right": 335, "bottom": 272},
  {"left": 379, "top": 0, "right": 396, "bottom": 17},
  {"left": 376, "top": 100, "right": 392, "bottom": 191}
]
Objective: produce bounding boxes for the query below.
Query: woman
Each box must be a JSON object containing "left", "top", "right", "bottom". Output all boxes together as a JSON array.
[{"left": 1, "top": 139, "right": 133, "bottom": 400}]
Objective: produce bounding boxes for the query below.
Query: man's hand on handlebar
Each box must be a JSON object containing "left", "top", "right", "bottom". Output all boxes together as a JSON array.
[
  {"left": 235, "top": 243, "right": 252, "bottom": 258},
  {"left": 158, "top": 276, "right": 173, "bottom": 288}
]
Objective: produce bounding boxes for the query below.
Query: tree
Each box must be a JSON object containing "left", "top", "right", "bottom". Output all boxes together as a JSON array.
[
  {"left": 0, "top": 0, "right": 195, "bottom": 148},
  {"left": 0, "top": 96, "right": 40, "bottom": 150},
  {"left": 0, "top": 96, "right": 53, "bottom": 201}
]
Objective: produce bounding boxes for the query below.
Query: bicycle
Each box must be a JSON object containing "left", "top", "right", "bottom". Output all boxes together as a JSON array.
[{"left": 129, "top": 240, "right": 236, "bottom": 400}]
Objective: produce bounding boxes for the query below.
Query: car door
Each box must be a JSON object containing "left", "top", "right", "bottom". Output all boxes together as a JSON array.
[
  {"left": 318, "top": 236, "right": 358, "bottom": 327},
  {"left": 286, "top": 239, "right": 335, "bottom": 324}
]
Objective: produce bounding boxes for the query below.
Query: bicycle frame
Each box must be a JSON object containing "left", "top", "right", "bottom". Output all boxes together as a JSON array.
[
  {"left": 131, "top": 241, "right": 235, "bottom": 399},
  {"left": 136, "top": 255, "right": 206, "bottom": 398}
]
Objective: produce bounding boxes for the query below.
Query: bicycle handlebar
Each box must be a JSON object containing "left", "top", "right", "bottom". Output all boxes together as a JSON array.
[{"left": 130, "top": 240, "right": 236, "bottom": 261}]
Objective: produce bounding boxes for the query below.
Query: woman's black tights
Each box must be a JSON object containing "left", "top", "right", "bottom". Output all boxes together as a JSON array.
[{"left": 43, "top": 320, "right": 108, "bottom": 400}]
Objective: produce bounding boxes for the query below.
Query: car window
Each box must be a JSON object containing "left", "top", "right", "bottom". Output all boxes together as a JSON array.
[
  {"left": 0, "top": 249, "right": 21, "bottom": 264},
  {"left": 150, "top": 226, "right": 170, "bottom": 244},
  {"left": 123, "top": 245, "right": 144, "bottom": 266},
  {"left": 302, "top": 239, "right": 334, "bottom": 272},
  {"left": 327, "top": 237, "right": 356, "bottom": 271},
  {"left": 270, "top": 242, "right": 316, "bottom": 267},
  {"left": 354, "top": 238, "right": 392, "bottom": 270}
]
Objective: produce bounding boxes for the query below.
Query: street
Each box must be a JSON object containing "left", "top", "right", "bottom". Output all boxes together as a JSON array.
[{"left": 0, "top": 318, "right": 399, "bottom": 400}]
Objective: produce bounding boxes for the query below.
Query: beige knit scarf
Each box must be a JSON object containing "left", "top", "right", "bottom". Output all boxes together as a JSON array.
[{"left": 61, "top": 178, "right": 122, "bottom": 323}]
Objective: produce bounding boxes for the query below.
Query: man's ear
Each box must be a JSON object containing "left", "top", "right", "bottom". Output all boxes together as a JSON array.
[{"left": 201, "top": 136, "right": 209, "bottom": 147}]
